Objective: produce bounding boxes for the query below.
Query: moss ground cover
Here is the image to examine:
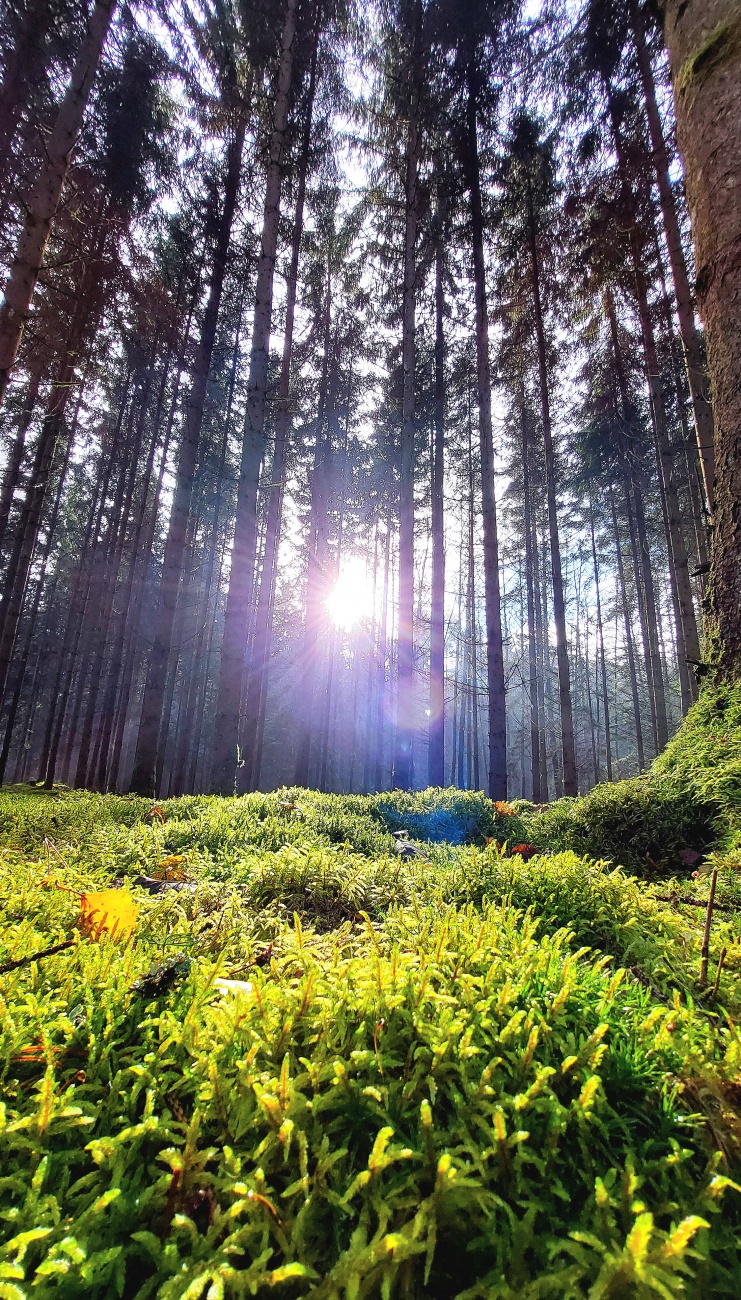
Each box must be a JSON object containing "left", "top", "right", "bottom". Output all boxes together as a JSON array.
[{"left": 3, "top": 689, "right": 741, "bottom": 1295}]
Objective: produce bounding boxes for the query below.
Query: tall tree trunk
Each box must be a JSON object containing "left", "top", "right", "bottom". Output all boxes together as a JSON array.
[
  {"left": 610, "top": 490, "right": 645, "bottom": 769},
  {"left": 373, "top": 511, "right": 392, "bottom": 791},
  {"left": 293, "top": 278, "right": 333, "bottom": 786},
  {"left": 429, "top": 227, "right": 446, "bottom": 787},
  {"left": 589, "top": 505, "right": 612, "bottom": 781},
  {"left": 128, "top": 112, "right": 247, "bottom": 795},
  {"left": 527, "top": 183, "right": 577, "bottom": 794},
  {"left": 632, "top": 245, "right": 700, "bottom": 707},
  {"left": 395, "top": 16, "right": 421, "bottom": 790},
  {"left": 211, "top": 0, "right": 298, "bottom": 794},
  {"left": 532, "top": 525, "right": 549, "bottom": 797},
  {"left": 0, "top": 0, "right": 116, "bottom": 410},
  {"left": 0, "top": 363, "right": 42, "bottom": 556},
  {"left": 0, "top": 427, "right": 71, "bottom": 784},
  {"left": 521, "top": 402, "right": 542, "bottom": 802},
  {"left": 661, "top": 0, "right": 741, "bottom": 672},
  {"left": 631, "top": 0, "right": 715, "bottom": 513},
  {"left": 0, "top": 304, "right": 102, "bottom": 708},
  {"left": 241, "top": 31, "right": 318, "bottom": 790},
  {"left": 465, "top": 61, "right": 506, "bottom": 799}
]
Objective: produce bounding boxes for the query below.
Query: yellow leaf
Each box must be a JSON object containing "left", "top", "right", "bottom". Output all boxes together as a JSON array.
[
  {"left": 79, "top": 890, "right": 139, "bottom": 941},
  {"left": 153, "top": 855, "right": 188, "bottom": 881}
]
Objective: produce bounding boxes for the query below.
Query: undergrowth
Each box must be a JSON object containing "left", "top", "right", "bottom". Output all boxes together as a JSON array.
[{"left": 2, "top": 684, "right": 741, "bottom": 1295}]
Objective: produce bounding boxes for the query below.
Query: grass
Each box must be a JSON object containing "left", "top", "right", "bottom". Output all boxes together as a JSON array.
[{"left": 2, "top": 685, "right": 741, "bottom": 1296}]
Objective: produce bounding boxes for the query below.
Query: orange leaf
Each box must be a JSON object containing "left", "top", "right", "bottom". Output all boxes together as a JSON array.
[
  {"left": 153, "top": 855, "right": 188, "bottom": 881},
  {"left": 494, "top": 801, "right": 516, "bottom": 816},
  {"left": 79, "top": 890, "right": 139, "bottom": 941}
]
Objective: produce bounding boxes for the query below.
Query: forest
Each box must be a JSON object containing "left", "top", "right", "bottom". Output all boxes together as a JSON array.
[
  {"left": 2, "top": 0, "right": 741, "bottom": 1294},
  {"left": 0, "top": 0, "right": 726, "bottom": 801}
]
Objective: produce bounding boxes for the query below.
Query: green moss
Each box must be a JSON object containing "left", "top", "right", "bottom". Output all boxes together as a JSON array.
[
  {"left": 1, "top": 772, "right": 741, "bottom": 1293},
  {"left": 676, "top": 12, "right": 741, "bottom": 100}
]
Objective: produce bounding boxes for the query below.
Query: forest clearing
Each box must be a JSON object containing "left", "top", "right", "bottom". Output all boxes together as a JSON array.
[{"left": 2, "top": 0, "right": 741, "bottom": 1291}]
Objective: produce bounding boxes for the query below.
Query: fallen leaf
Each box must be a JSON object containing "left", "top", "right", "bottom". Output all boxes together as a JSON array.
[
  {"left": 79, "top": 890, "right": 139, "bottom": 941},
  {"left": 153, "top": 854, "right": 188, "bottom": 881}
]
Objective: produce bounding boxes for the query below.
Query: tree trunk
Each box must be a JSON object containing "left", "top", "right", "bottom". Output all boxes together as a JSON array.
[
  {"left": 610, "top": 490, "right": 645, "bottom": 770},
  {"left": 527, "top": 184, "right": 577, "bottom": 794},
  {"left": 522, "top": 401, "right": 542, "bottom": 802},
  {"left": 631, "top": 0, "right": 715, "bottom": 513},
  {"left": 0, "top": 363, "right": 42, "bottom": 556},
  {"left": 293, "top": 276, "right": 333, "bottom": 787},
  {"left": 429, "top": 226, "right": 446, "bottom": 787},
  {"left": 395, "top": 19, "right": 421, "bottom": 790},
  {"left": 632, "top": 244, "right": 700, "bottom": 707},
  {"left": 211, "top": 0, "right": 298, "bottom": 794},
  {"left": 465, "top": 62, "right": 506, "bottom": 799},
  {"left": 241, "top": 31, "right": 317, "bottom": 790},
  {"left": 0, "top": 0, "right": 117, "bottom": 410},
  {"left": 661, "top": 0, "right": 741, "bottom": 673},
  {"left": 128, "top": 112, "right": 247, "bottom": 795},
  {"left": 589, "top": 504, "right": 612, "bottom": 780}
]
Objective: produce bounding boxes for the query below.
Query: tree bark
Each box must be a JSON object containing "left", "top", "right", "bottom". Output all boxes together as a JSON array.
[{"left": 661, "top": 0, "right": 741, "bottom": 673}]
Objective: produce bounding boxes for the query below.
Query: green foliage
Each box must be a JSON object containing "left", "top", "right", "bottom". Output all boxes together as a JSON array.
[
  {"left": 653, "top": 682, "right": 741, "bottom": 854},
  {"left": 517, "top": 777, "right": 719, "bottom": 879},
  {"left": 1, "top": 843, "right": 740, "bottom": 1297},
  {"left": 1, "top": 774, "right": 741, "bottom": 1296}
]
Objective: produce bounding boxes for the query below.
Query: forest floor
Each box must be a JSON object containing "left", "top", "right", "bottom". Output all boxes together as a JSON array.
[{"left": 2, "top": 685, "right": 741, "bottom": 1297}]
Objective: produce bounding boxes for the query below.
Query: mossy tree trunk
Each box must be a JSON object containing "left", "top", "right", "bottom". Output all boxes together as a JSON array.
[{"left": 661, "top": 0, "right": 741, "bottom": 674}]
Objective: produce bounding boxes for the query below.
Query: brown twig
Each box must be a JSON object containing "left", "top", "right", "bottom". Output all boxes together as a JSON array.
[
  {"left": 0, "top": 940, "right": 74, "bottom": 974},
  {"left": 711, "top": 947, "right": 728, "bottom": 1000},
  {"left": 654, "top": 894, "right": 732, "bottom": 912},
  {"left": 699, "top": 868, "right": 719, "bottom": 988}
]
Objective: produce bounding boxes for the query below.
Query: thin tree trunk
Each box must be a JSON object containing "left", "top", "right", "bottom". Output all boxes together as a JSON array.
[
  {"left": 522, "top": 402, "right": 542, "bottom": 802},
  {"left": 241, "top": 33, "right": 318, "bottom": 789},
  {"left": 631, "top": 0, "right": 715, "bottom": 513},
  {"left": 212, "top": 0, "right": 298, "bottom": 793},
  {"left": 293, "top": 277, "right": 333, "bottom": 787},
  {"left": 396, "top": 11, "right": 421, "bottom": 790},
  {"left": 429, "top": 225, "right": 445, "bottom": 786},
  {"left": 610, "top": 490, "right": 645, "bottom": 770},
  {"left": 129, "top": 111, "right": 247, "bottom": 795},
  {"left": 527, "top": 183, "right": 577, "bottom": 794},
  {"left": 589, "top": 504, "right": 612, "bottom": 781},
  {"left": 465, "top": 62, "right": 506, "bottom": 799},
  {"left": 373, "top": 511, "right": 392, "bottom": 791},
  {"left": 0, "top": 363, "right": 42, "bottom": 556}
]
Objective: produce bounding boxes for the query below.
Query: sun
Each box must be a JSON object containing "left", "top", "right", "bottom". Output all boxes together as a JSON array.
[{"left": 325, "top": 556, "right": 374, "bottom": 631}]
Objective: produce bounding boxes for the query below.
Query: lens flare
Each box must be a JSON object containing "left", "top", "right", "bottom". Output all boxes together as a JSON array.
[{"left": 325, "top": 557, "right": 373, "bottom": 631}]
